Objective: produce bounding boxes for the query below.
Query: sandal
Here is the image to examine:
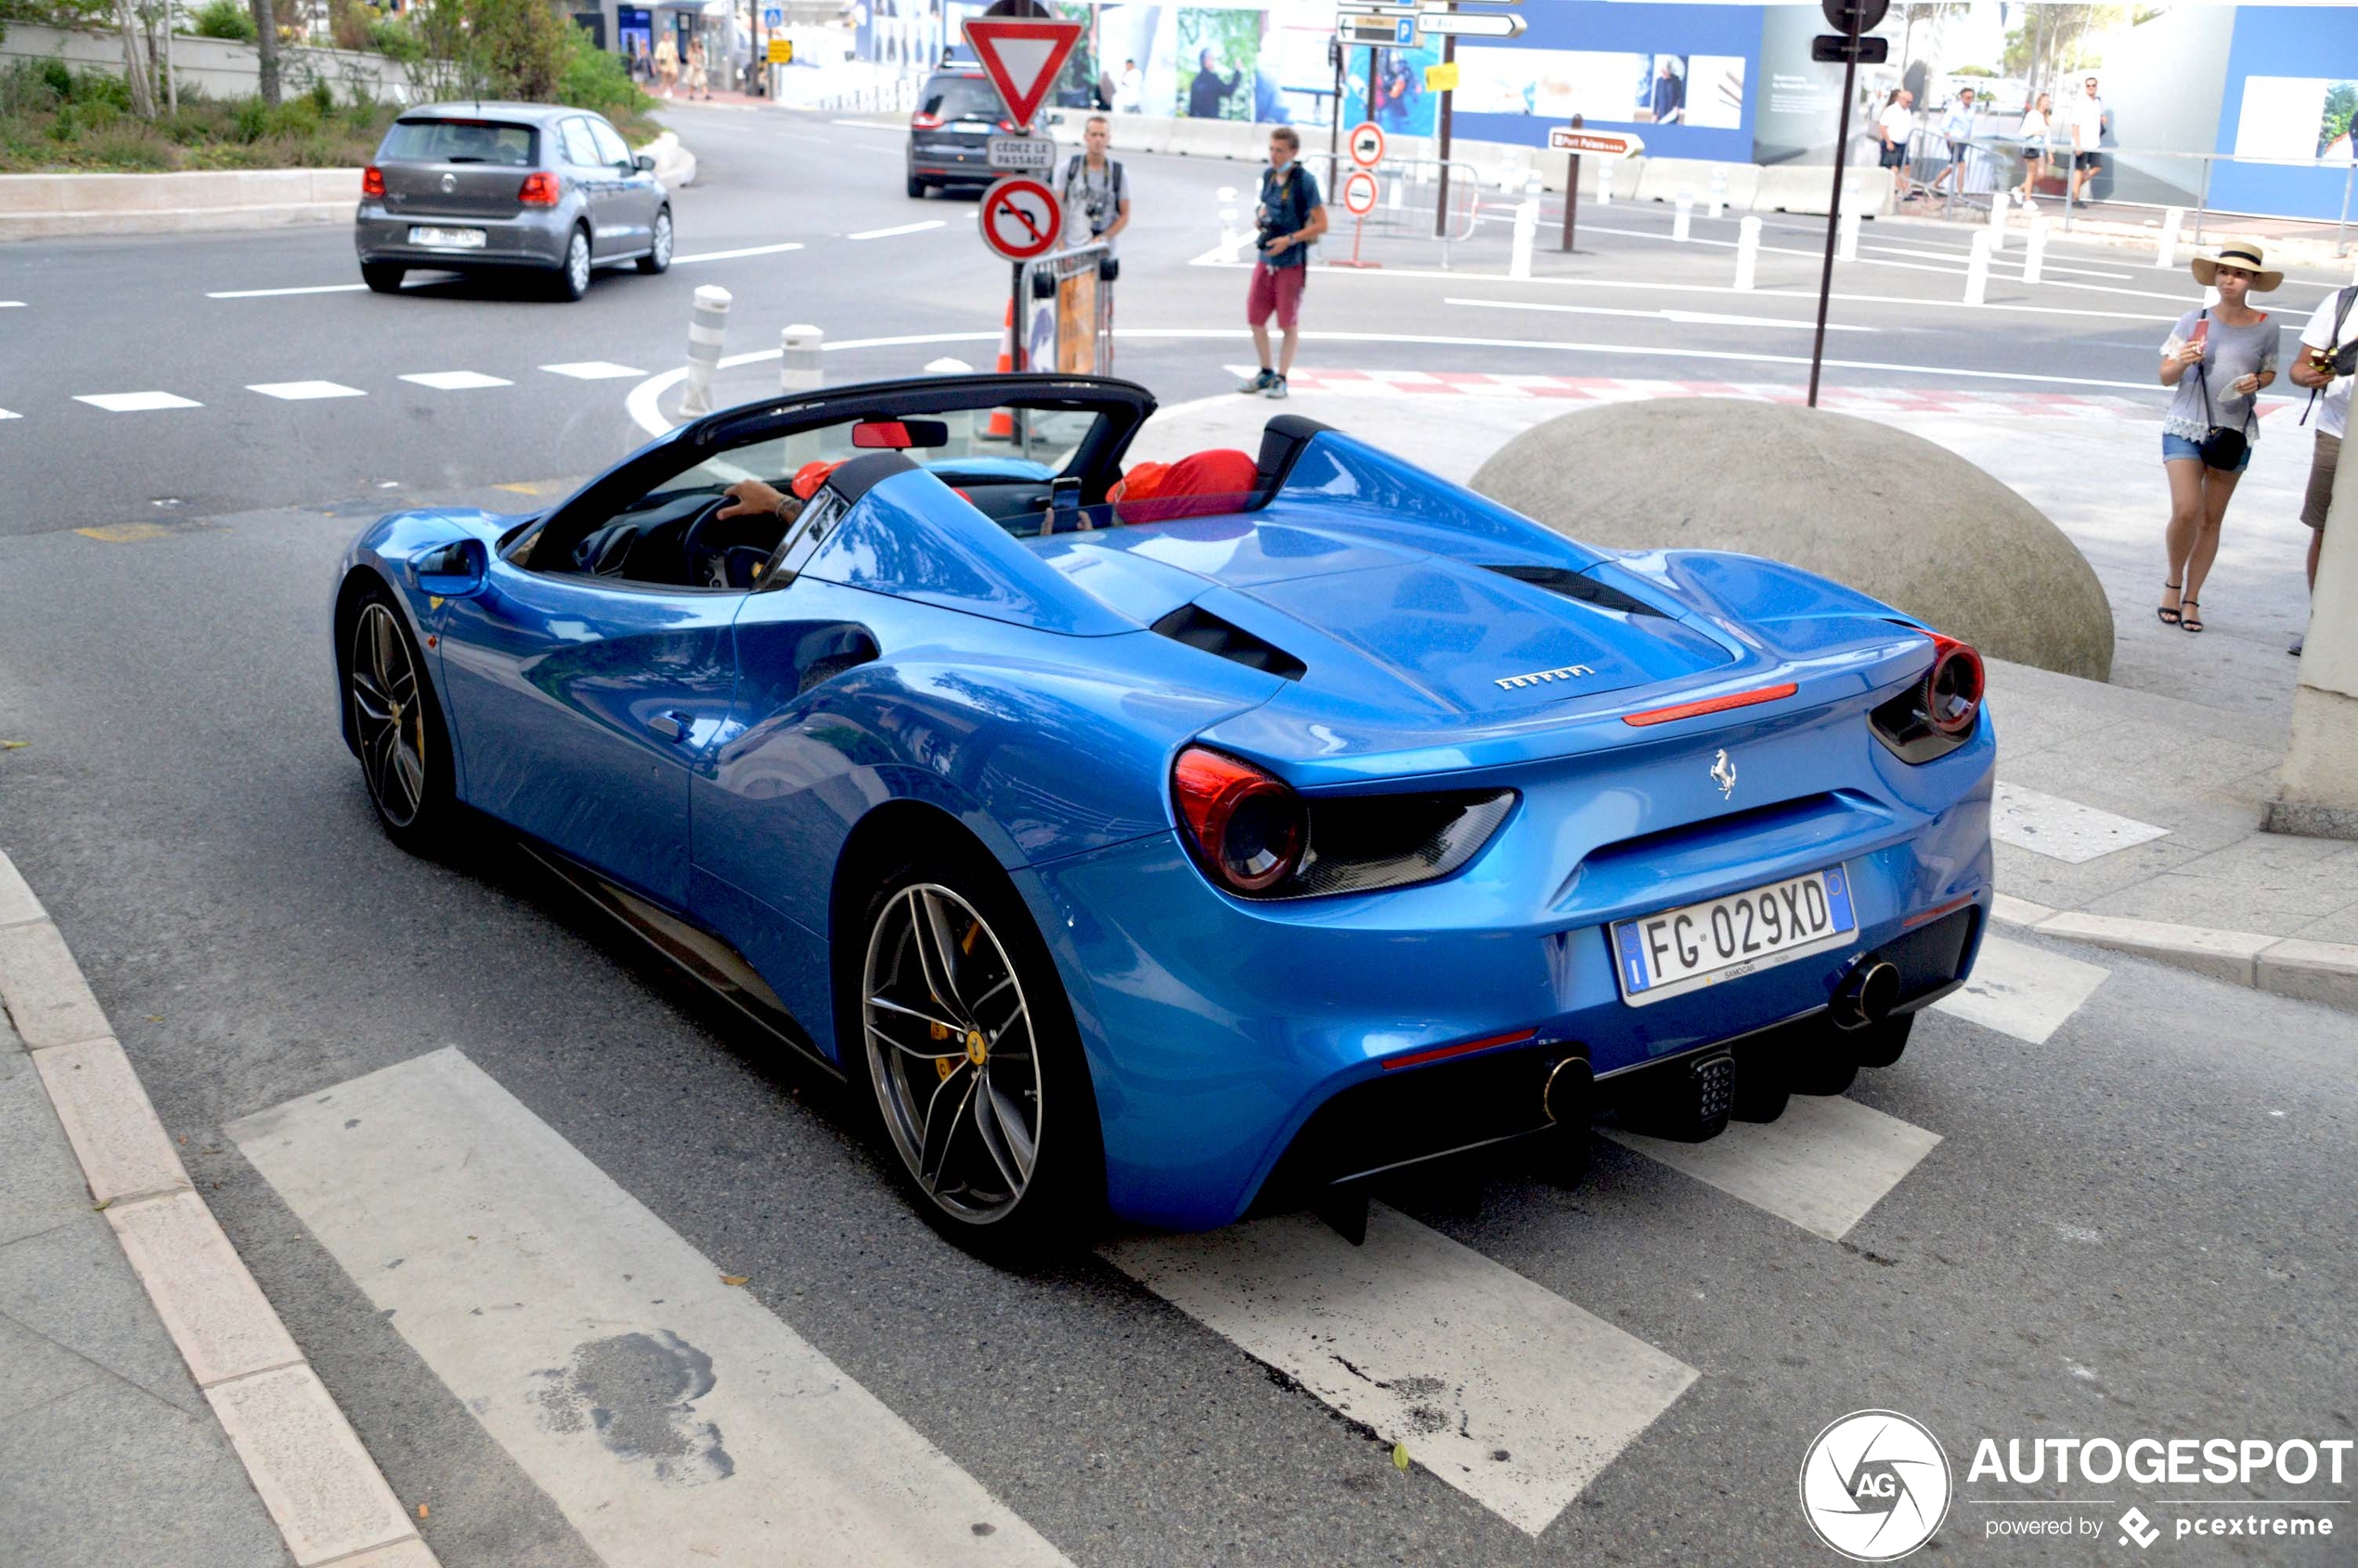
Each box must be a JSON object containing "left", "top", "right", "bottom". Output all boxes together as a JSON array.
[
  {"left": 2157, "top": 581, "right": 2183, "bottom": 627},
  {"left": 2181, "top": 598, "right": 2203, "bottom": 634}
]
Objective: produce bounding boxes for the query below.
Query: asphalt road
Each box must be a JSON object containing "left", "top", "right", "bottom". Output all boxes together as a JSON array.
[{"left": 3, "top": 101, "right": 2355, "bottom": 1567}]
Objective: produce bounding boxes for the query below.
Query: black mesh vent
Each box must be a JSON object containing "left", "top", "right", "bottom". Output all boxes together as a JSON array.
[
  {"left": 1151, "top": 604, "right": 1306, "bottom": 680},
  {"left": 1483, "top": 564, "right": 1666, "bottom": 617}
]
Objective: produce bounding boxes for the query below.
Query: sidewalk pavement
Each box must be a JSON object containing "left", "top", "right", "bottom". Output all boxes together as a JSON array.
[{"left": 1135, "top": 374, "right": 2358, "bottom": 1009}]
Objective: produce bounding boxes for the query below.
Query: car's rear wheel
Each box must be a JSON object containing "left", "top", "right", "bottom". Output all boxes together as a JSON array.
[
  {"left": 850, "top": 849, "right": 1101, "bottom": 1256},
  {"left": 553, "top": 226, "right": 592, "bottom": 301},
  {"left": 906, "top": 173, "right": 928, "bottom": 198},
  {"left": 344, "top": 590, "right": 461, "bottom": 853},
  {"left": 361, "top": 262, "right": 405, "bottom": 293},
  {"left": 637, "top": 207, "right": 673, "bottom": 274}
]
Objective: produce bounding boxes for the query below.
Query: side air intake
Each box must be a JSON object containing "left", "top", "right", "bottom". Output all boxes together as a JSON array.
[
  {"left": 1151, "top": 604, "right": 1306, "bottom": 680},
  {"left": 1483, "top": 564, "right": 1666, "bottom": 617}
]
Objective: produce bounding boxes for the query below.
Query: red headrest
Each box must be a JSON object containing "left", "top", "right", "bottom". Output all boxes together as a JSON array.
[
  {"left": 1113, "top": 448, "right": 1258, "bottom": 524},
  {"left": 789, "top": 460, "right": 842, "bottom": 500}
]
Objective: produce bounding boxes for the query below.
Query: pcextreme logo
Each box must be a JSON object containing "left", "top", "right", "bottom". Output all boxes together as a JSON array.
[{"left": 1800, "top": 1409, "right": 1955, "bottom": 1562}]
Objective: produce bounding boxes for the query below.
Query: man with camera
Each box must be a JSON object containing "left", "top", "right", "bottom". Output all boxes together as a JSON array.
[
  {"left": 2288, "top": 281, "right": 2356, "bottom": 655},
  {"left": 1237, "top": 125, "right": 1328, "bottom": 401}
]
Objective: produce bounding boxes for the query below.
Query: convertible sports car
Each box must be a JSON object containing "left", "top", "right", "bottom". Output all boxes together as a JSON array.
[{"left": 333, "top": 373, "right": 1993, "bottom": 1251}]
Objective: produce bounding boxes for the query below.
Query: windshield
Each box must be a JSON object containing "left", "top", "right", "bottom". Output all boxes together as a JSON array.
[
  {"left": 379, "top": 119, "right": 538, "bottom": 166},
  {"left": 667, "top": 405, "right": 1105, "bottom": 499},
  {"left": 919, "top": 76, "right": 1003, "bottom": 123}
]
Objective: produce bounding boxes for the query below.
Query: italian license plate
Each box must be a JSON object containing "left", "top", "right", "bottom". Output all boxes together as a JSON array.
[
  {"left": 1611, "top": 864, "right": 1858, "bottom": 1006},
  {"left": 408, "top": 226, "right": 486, "bottom": 249}
]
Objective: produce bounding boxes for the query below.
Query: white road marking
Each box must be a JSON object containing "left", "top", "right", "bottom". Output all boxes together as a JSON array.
[
  {"left": 1101, "top": 1205, "right": 1697, "bottom": 1536},
  {"left": 672, "top": 241, "right": 807, "bottom": 264},
  {"left": 398, "top": 370, "right": 513, "bottom": 391},
  {"left": 0, "top": 408, "right": 19, "bottom": 420},
  {"left": 848, "top": 220, "right": 947, "bottom": 240},
  {"left": 247, "top": 380, "right": 368, "bottom": 400},
  {"left": 0, "top": 300, "right": 23, "bottom": 307},
  {"left": 1607, "top": 1095, "right": 1943, "bottom": 1242},
  {"left": 206, "top": 283, "right": 370, "bottom": 298},
  {"left": 1448, "top": 296, "right": 1872, "bottom": 333},
  {"left": 1990, "top": 781, "right": 2170, "bottom": 863},
  {"left": 539, "top": 360, "right": 648, "bottom": 380},
  {"left": 776, "top": 132, "right": 834, "bottom": 146},
  {"left": 227, "top": 1048, "right": 1070, "bottom": 1568},
  {"left": 1935, "top": 934, "right": 2110, "bottom": 1045},
  {"left": 74, "top": 391, "right": 202, "bottom": 411}
]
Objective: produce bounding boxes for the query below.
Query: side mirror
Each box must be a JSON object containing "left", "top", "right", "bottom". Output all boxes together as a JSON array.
[
  {"left": 634, "top": 152, "right": 657, "bottom": 173},
  {"left": 413, "top": 538, "right": 488, "bottom": 597}
]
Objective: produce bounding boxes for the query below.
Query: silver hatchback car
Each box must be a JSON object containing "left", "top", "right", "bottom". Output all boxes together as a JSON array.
[{"left": 355, "top": 102, "right": 672, "bottom": 302}]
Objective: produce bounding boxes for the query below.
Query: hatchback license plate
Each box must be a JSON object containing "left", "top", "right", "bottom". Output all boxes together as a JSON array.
[
  {"left": 408, "top": 226, "right": 486, "bottom": 249},
  {"left": 1611, "top": 865, "right": 1857, "bottom": 1006}
]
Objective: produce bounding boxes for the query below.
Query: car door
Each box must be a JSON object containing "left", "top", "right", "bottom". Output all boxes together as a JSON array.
[
  {"left": 434, "top": 555, "right": 740, "bottom": 910},
  {"left": 556, "top": 115, "right": 624, "bottom": 257},
  {"left": 587, "top": 117, "right": 655, "bottom": 251}
]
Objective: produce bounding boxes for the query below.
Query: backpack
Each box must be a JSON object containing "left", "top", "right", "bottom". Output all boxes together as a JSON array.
[
  {"left": 1061, "top": 154, "right": 1124, "bottom": 235},
  {"left": 2301, "top": 285, "right": 2357, "bottom": 427}
]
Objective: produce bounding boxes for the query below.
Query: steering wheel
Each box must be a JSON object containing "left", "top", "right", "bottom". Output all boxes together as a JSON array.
[{"left": 676, "top": 493, "right": 743, "bottom": 585}]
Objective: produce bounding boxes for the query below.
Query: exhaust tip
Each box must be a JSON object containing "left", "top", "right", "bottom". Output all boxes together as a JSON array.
[
  {"left": 1541, "top": 1055, "right": 1593, "bottom": 1126},
  {"left": 1833, "top": 960, "right": 1901, "bottom": 1031}
]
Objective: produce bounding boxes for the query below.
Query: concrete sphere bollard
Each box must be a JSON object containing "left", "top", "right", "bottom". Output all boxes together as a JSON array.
[{"left": 1470, "top": 399, "right": 2115, "bottom": 680}]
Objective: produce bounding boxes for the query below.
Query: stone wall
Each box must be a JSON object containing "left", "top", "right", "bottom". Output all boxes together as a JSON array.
[{"left": 0, "top": 22, "right": 425, "bottom": 104}]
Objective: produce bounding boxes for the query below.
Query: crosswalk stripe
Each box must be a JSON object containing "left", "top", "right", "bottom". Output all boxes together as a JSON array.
[
  {"left": 397, "top": 370, "right": 513, "bottom": 391},
  {"left": 539, "top": 361, "right": 648, "bottom": 380},
  {"left": 227, "top": 1048, "right": 1071, "bottom": 1568},
  {"left": 248, "top": 380, "right": 368, "bottom": 400},
  {"left": 1101, "top": 1205, "right": 1698, "bottom": 1536},
  {"left": 1990, "top": 781, "right": 2170, "bottom": 863},
  {"left": 74, "top": 391, "right": 201, "bottom": 411},
  {"left": 1934, "top": 932, "right": 2110, "bottom": 1045},
  {"left": 1607, "top": 1095, "right": 1943, "bottom": 1242}
]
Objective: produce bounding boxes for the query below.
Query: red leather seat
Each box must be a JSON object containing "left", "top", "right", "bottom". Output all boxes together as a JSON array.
[{"left": 1112, "top": 448, "right": 1259, "bottom": 525}]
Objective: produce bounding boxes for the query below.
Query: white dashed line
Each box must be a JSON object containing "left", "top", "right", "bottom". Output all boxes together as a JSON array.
[
  {"left": 539, "top": 360, "right": 648, "bottom": 380},
  {"left": 247, "top": 380, "right": 369, "bottom": 400},
  {"left": 206, "top": 283, "right": 370, "bottom": 299},
  {"left": 1990, "top": 781, "right": 2171, "bottom": 863},
  {"left": 672, "top": 241, "right": 807, "bottom": 264},
  {"left": 1609, "top": 1095, "right": 1944, "bottom": 1242},
  {"left": 398, "top": 370, "right": 513, "bottom": 391},
  {"left": 74, "top": 391, "right": 202, "bottom": 412},
  {"left": 0, "top": 408, "right": 19, "bottom": 420},
  {"left": 1935, "top": 934, "right": 2111, "bottom": 1045},
  {"left": 1448, "top": 296, "right": 1875, "bottom": 333},
  {"left": 0, "top": 300, "right": 23, "bottom": 308},
  {"left": 848, "top": 220, "right": 945, "bottom": 240}
]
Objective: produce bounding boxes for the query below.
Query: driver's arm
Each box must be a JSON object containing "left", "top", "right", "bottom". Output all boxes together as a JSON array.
[{"left": 718, "top": 479, "right": 803, "bottom": 523}]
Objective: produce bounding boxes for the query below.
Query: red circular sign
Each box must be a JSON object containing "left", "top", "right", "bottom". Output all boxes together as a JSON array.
[
  {"left": 1348, "top": 120, "right": 1386, "bottom": 168},
  {"left": 1341, "top": 168, "right": 1380, "bottom": 216},
  {"left": 979, "top": 176, "right": 1060, "bottom": 263}
]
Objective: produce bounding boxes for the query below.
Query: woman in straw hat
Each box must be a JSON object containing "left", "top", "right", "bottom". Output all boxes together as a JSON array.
[{"left": 2156, "top": 240, "right": 2282, "bottom": 633}]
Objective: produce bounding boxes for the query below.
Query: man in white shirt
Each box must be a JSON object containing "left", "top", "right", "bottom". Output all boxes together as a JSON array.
[
  {"left": 1876, "top": 87, "right": 1916, "bottom": 208},
  {"left": 2288, "top": 284, "right": 2356, "bottom": 654},
  {"left": 2069, "top": 75, "right": 2106, "bottom": 208},
  {"left": 1926, "top": 85, "right": 1977, "bottom": 208}
]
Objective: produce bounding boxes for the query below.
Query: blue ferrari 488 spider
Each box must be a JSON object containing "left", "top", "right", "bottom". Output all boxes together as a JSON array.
[{"left": 333, "top": 372, "right": 1992, "bottom": 1252}]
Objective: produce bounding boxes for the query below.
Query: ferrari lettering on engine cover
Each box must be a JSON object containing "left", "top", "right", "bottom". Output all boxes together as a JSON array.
[{"left": 1496, "top": 663, "right": 1596, "bottom": 691}]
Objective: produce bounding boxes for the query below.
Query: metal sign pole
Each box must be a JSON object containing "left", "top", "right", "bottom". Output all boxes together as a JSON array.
[
  {"left": 1807, "top": 17, "right": 1862, "bottom": 409},
  {"left": 1561, "top": 111, "right": 1581, "bottom": 253},
  {"left": 1010, "top": 259, "right": 1025, "bottom": 372},
  {"left": 1328, "top": 38, "right": 1342, "bottom": 163},
  {"left": 1433, "top": 34, "right": 1456, "bottom": 240}
]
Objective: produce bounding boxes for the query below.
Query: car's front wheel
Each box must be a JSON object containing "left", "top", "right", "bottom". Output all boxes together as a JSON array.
[
  {"left": 343, "top": 589, "right": 462, "bottom": 853},
  {"left": 850, "top": 849, "right": 1101, "bottom": 1256},
  {"left": 637, "top": 208, "right": 673, "bottom": 274},
  {"left": 361, "top": 262, "right": 405, "bottom": 293},
  {"left": 553, "top": 226, "right": 592, "bottom": 301}
]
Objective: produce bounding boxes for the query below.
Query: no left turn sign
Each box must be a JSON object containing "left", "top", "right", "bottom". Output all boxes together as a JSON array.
[
  {"left": 1348, "top": 121, "right": 1385, "bottom": 168},
  {"left": 1340, "top": 169, "right": 1380, "bottom": 217},
  {"left": 978, "top": 175, "right": 1060, "bottom": 264}
]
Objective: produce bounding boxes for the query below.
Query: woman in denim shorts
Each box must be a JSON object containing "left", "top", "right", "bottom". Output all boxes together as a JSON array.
[{"left": 2156, "top": 242, "right": 2282, "bottom": 633}]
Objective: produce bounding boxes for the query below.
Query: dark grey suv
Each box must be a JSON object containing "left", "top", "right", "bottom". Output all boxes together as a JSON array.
[
  {"left": 907, "top": 72, "right": 1011, "bottom": 198},
  {"left": 356, "top": 103, "right": 671, "bottom": 302}
]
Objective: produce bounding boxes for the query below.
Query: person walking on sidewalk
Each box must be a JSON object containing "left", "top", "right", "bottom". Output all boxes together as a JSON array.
[
  {"left": 1926, "top": 86, "right": 1977, "bottom": 211},
  {"left": 1877, "top": 88, "right": 1917, "bottom": 208},
  {"left": 2015, "top": 90, "right": 2054, "bottom": 209},
  {"left": 2069, "top": 75, "right": 2108, "bottom": 208},
  {"left": 2287, "top": 278, "right": 2356, "bottom": 655},
  {"left": 1237, "top": 126, "right": 1326, "bottom": 401},
  {"left": 2157, "top": 241, "right": 2283, "bottom": 635},
  {"left": 1059, "top": 116, "right": 1132, "bottom": 254}
]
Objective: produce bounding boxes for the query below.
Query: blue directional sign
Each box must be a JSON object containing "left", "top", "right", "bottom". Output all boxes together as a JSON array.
[
  {"left": 1394, "top": 15, "right": 1416, "bottom": 44},
  {"left": 762, "top": 6, "right": 782, "bottom": 26}
]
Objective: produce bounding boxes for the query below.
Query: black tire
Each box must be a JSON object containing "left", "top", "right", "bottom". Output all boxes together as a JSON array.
[
  {"left": 841, "top": 840, "right": 1104, "bottom": 1259},
  {"left": 906, "top": 173, "right": 928, "bottom": 199},
  {"left": 1849, "top": 1013, "right": 1914, "bottom": 1070},
  {"left": 361, "top": 262, "right": 405, "bottom": 293},
  {"left": 342, "top": 587, "right": 464, "bottom": 855},
  {"left": 637, "top": 207, "right": 673, "bottom": 274},
  {"left": 552, "top": 225, "right": 592, "bottom": 301}
]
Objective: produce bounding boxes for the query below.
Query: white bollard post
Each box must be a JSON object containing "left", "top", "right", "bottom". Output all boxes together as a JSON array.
[
  {"left": 1708, "top": 166, "right": 1728, "bottom": 219},
  {"left": 1509, "top": 187, "right": 1538, "bottom": 279},
  {"left": 1837, "top": 208, "right": 1860, "bottom": 263},
  {"left": 1733, "top": 214, "right": 1761, "bottom": 291},
  {"left": 1987, "top": 188, "right": 2008, "bottom": 253},
  {"left": 680, "top": 285, "right": 731, "bottom": 417},
  {"left": 2155, "top": 205, "right": 2183, "bottom": 269},
  {"left": 1598, "top": 158, "right": 1614, "bottom": 207},
  {"left": 1673, "top": 189, "right": 1693, "bottom": 242},
  {"left": 2022, "top": 216, "right": 2048, "bottom": 286},
  {"left": 780, "top": 323, "right": 823, "bottom": 394},
  {"left": 1963, "top": 230, "right": 1992, "bottom": 305}
]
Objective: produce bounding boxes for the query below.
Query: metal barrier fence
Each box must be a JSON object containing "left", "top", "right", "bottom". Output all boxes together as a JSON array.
[
  {"left": 1302, "top": 152, "right": 1485, "bottom": 259},
  {"left": 812, "top": 75, "right": 919, "bottom": 115}
]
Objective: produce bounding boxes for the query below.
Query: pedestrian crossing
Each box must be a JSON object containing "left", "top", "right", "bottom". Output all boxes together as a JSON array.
[
  {"left": 30, "top": 361, "right": 650, "bottom": 420},
  {"left": 226, "top": 935, "right": 2104, "bottom": 1562}
]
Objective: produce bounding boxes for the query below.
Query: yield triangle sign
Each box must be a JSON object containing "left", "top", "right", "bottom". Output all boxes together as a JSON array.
[{"left": 963, "top": 16, "right": 1083, "bottom": 129}]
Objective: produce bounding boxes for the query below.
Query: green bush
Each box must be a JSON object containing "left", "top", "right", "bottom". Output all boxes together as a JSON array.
[
  {"left": 190, "top": 0, "right": 255, "bottom": 42},
  {"left": 556, "top": 24, "right": 653, "bottom": 125},
  {"left": 368, "top": 15, "right": 423, "bottom": 62},
  {"left": 308, "top": 75, "right": 333, "bottom": 113}
]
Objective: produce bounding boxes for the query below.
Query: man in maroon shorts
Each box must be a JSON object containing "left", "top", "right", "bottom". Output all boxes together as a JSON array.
[{"left": 1237, "top": 126, "right": 1328, "bottom": 400}]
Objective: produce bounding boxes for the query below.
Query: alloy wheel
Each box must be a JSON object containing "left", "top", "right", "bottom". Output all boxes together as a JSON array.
[
  {"left": 348, "top": 603, "right": 427, "bottom": 828},
  {"left": 567, "top": 231, "right": 591, "bottom": 294},
  {"left": 653, "top": 212, "right": 672, "bottom": 266},
  {"left": 862, "top": 884, "right": 1042, "bottom": 1224}
]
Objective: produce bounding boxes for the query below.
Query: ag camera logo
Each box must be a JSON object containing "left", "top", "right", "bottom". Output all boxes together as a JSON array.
[{"left": 1800, "top": 1409, "right": 1953, "bottom": 1561}]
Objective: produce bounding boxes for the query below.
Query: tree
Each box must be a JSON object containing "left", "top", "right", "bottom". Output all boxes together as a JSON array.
[{"left": 248, "top": 0, "right": 279, "bottom": 104}]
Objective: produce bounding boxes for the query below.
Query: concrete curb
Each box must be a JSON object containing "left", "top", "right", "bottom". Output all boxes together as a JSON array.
[
  {"left": 0, "top": 849, "right": 439, "bottom": 1568},
  {"left": 1990, "top": 894, "right": 2358, "bottom": 1011}
]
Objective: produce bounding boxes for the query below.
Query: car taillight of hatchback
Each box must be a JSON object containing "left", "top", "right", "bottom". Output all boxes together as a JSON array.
[{"left": 519, "top": 171, "right": 562, "bottom": 206}]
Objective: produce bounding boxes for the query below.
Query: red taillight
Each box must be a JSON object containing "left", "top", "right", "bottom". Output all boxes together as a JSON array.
[
  {"left": 1621, "top": 681, "right": 1800, "bottom": 728},
  {"left": 1173, "top": 745, "right": 1303, "bottom": 895},
  {"left": 362, "top": 164, "right": 385, "bottom": 198},
  {"left": 518, "top": 171, "right": 561, "bottom": 206},
  {"left": 911, "top": 110, "right": 942, "bottom": 128},
  {"left": 997, "top": 118, "right": 1017, "bottom": 133},
  {"left": 1924, "top": 633, "right": 1984, "bottom": 736}
]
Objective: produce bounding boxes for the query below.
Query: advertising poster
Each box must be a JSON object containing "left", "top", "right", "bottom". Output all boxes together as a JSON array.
[
  {"left": 1453, "top": 45, "right": 1745, "bottom": 130},
  {"left": 2234, "top": 77, "right": 2357, "bottom": 162},
  {"left": 1176, "top": 6, "right": 1259, "bottom": 120},
  {"left": 1341, "top": 38, "right": 1441, "bottom": 137}
]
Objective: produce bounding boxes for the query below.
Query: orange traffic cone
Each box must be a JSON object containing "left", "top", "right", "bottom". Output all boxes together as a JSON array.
[{"left": 984, "top": 297, "right": 1016, "bottom": 441}]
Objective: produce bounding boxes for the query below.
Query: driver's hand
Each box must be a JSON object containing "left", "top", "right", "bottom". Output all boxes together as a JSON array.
[{"left": 718, "top": 479, "right": 793, "bottom": 521}]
